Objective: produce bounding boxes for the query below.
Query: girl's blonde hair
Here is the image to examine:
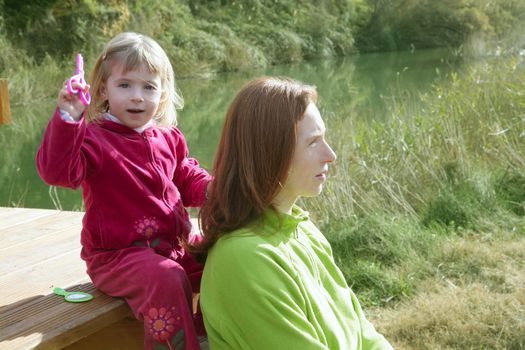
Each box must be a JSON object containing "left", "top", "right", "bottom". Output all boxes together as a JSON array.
[{"left": 86, "top": 32, "right": 183, "bottom": 125}]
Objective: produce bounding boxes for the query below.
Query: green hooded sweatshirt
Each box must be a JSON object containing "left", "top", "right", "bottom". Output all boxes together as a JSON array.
[{"left": 201, "top": 206, "right": 393, "bottom": 350}]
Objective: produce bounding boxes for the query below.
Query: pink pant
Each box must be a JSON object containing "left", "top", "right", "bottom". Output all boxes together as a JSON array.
[{"left": 83, "top": 246, "right": 205, "bottom": 350}]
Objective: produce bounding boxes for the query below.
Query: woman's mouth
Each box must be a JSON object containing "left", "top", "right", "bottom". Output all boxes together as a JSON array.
[{"left": 315, "top": 171, "right": 327, "bottom": 181}]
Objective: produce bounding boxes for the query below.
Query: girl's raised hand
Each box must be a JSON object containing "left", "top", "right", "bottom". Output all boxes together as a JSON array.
[{"left": 57, "top": 80, "right": 90, "bottom": 121}]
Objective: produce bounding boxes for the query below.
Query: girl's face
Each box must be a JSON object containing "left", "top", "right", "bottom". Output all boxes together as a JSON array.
[
  {"left": 102, "top": 62, "right": 162, "bottom": 129},
  {"left": 273, "top": 103, "right": 337, "bottom": 212}
]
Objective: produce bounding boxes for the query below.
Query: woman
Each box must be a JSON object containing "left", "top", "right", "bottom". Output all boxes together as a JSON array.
[{"left": 192, "top": 77, "right": 393, "bottom": 349}]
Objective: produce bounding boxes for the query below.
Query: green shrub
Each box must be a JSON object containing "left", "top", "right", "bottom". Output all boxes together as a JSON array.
[
  {"left": 422, "top": 192, "right": 471, "bottom": 229},
  {"left": 354, "top": 0, "right": 524, "bottom": 53},
  {"left": 495, "top": 172, "right": 525, "bottom": 216},
  {"left": 2, "top": 0, "right": 129, "bottom": 63},
  {"left": 320, "top": 214, "right": 434, "bottom": 305}
]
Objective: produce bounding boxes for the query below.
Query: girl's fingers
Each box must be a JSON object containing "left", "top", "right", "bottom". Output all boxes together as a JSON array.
[
  {"left": 59, "top": 79, "right": 89, "bottom": 108},
  {"left": 58, "top": 88, "right": 69, "bottom": 100},
  {"left": 82, "top": 84, "right": 91, "bottom": 93}
]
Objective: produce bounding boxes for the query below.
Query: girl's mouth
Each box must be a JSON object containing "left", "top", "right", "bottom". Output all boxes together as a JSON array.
[{"left": 127, "top": 109, "right": 144, "bottom": 114}]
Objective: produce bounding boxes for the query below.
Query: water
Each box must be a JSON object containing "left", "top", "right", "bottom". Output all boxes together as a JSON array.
[{"left": 0, "top": 48, "right": 460, "bottom": 210}]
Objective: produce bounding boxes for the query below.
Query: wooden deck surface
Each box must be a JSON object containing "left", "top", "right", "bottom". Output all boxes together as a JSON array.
[
  {"left": 0, "top": 207, "right": 87, "bottom": 305},
  {"left": 0, "top": 207, "right": 133, "bottom": 349}
]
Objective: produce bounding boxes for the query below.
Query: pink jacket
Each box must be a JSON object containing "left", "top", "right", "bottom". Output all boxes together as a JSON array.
[{"left": 37, "top": 108, "right": 211, "bottom": 253}]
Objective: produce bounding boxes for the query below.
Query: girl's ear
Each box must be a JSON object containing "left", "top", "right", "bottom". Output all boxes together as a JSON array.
[{"left": 100, "top": 84, "right": 106, "bottom": 98}]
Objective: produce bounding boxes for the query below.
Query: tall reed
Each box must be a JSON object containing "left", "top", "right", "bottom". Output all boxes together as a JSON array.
[{"left": 303, "top": 56, "right": 525, "bottom": 305}]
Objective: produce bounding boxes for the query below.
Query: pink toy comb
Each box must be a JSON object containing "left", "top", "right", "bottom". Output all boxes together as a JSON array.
[{"left": 66, "top": 53, "right": 91, "bottom": 106}]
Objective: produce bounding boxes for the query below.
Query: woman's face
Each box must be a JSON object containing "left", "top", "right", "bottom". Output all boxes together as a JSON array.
[{"left": 274, "top": 103, "right": 337, "bottom": 211}]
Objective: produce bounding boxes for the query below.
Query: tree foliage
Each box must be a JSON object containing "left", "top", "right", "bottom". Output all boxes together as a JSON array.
[
  {"left": 0, "top": 0, "right": 523, "bottom": 76},
  {"left": 3, "top": 0, "right": 129, "bottom": 62},
  {"left": 355, "top": 0, "right": 525, "bottom": 52}
]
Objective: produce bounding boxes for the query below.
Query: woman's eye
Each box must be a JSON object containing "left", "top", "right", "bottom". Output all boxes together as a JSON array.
[{"left": 119, "top": 83, "right": 129, "bottom": 88}]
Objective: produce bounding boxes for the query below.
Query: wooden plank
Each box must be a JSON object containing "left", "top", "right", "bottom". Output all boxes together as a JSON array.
[
  {"left": 62, "top": 316, "right": 143, "bottom": 350},
  {"left": 0, "top": 226, "right": 78, "bottom": 276},
  {"left": 0, "top": 283, "right": 131, "bottom": 350},
  {"left": 3, "top": 283, "right": 98, "bottom": 327},
  {"left": 0, "top": 208, "right": 31, "bottom": 221},
  {"left": 0, "top": 249, "right": 86, "bottom": 306},
  {"left": 0, "top": 208, "right": 61, "bottom": 231},
  {"left": 0, "top": 207, "right": 135, "bottom": 350},
  {"left": 0, "top": 79, "right": 11, "bottom": 125},
  {"left": 0, "top": 210, "right": 81, "bottom": 249}
]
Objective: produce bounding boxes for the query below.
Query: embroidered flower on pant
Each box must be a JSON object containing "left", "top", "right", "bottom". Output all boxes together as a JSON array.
[{"left": 145, "top": 306, "right": 180, "bottom": 341}]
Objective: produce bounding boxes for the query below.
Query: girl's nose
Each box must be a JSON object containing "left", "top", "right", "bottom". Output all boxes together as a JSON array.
[{"left": 131, "top": 89, "right": 144, "bottom": 102}]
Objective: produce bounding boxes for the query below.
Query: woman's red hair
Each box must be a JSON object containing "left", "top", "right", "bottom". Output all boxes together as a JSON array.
[{"left": 190, "top": 77, "right": 317, "bottom": 259}]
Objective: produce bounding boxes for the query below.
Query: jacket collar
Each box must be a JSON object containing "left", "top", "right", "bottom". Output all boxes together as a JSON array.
[
  {"left": 259, "top": 205, "right": 309, "bottom": 235},
  {"left": 98, "top": 113, "right": 156, "bottom": 135}
]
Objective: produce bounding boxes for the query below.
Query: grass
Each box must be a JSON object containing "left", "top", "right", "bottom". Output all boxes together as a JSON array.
[
  {"left": 0, "top": 56, "right": 66, "bottom": 207},
  {"left": 372, "top": 236, "right": 525, "bottom": 349},
  {"left": 302, "top": 56, "right": 525, "bottom": 348}
]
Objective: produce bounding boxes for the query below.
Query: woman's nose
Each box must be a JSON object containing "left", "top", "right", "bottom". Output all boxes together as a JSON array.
[{"left": 325, "top": 143, "right": 337, "bottom": 163}]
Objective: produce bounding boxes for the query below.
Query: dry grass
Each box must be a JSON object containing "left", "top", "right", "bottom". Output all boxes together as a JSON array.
[{"left": 370, "top": 236, "right": 525, "bottom": 349}]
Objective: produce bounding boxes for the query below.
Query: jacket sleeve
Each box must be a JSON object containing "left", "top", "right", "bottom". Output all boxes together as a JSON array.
[
  {"left": 306, "top": 222, "right": 393, "bottom": 350},
  {"left": 36, "top": 108, "right": 100, "bottom": 189},
  {"left": 202, "top": 241, "right": 330, "bottom": 350},
  {"left": 171, "top": 127, "right": 212, "bottom": 207},
  {"left": 350, "top": 290, "right": 394, "bottom": 350}
]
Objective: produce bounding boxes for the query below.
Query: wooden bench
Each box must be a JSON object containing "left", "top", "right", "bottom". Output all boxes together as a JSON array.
[{"left": 0, "top": 207, "right": 143, "bottom": 349}]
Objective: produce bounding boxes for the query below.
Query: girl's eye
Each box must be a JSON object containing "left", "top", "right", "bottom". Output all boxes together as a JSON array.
[
  {"left": 145, "top": 84, "right": 156, "bottom": 90},
  {"left": 119, "top": 83, "right": 129, "bottom": 88}
]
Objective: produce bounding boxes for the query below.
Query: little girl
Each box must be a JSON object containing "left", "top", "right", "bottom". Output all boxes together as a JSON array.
[{"left": 37, "top": 32, "right": 211, "bottom": 350}]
